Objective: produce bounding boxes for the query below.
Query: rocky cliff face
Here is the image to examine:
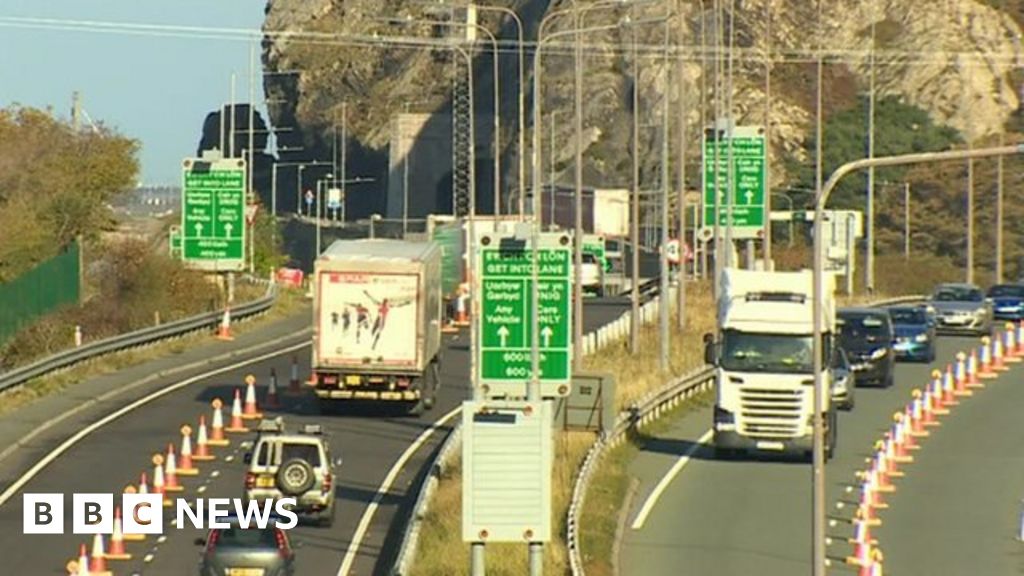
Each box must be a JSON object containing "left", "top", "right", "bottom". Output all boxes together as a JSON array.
[{"left": 261, "top": 0, "right": 1024, "bottom": 218}]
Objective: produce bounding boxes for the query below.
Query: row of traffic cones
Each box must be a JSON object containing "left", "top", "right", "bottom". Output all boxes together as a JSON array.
[
  {"left": 63, "top": 368, "right": 288, "bottom": 575},
  {"left": 831, "top": 320, "right": 1023, "bottom": 576}
]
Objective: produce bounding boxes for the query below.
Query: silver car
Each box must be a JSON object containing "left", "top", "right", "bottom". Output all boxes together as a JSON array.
[
  {"left": 927, "top": 283, "right": 993, "bottom": 336},
  {"left": 830, "top": 347, "right": 855, "bottom": 411},
  {"left": 244, "top": 420, "right": 341, "bottom": 527}
]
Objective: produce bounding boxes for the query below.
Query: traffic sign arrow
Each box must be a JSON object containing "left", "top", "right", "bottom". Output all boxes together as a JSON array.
[
  {"left": 194, "top": 222, "right": 203, "bottom": 236},
  {"left": 541, "top": 326, "right": 553, "bottom": 348},
  {"left": 497, "top": 325, "right": 509, "bottom": 348},
  {"left": 224, "top": 222, "right": 234, "bottom": 237},
  {"left": 744, "top": 190, "right": 754, "bottom": 204}
]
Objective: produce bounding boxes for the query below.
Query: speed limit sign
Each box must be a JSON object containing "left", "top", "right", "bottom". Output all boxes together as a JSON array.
[{"left": 664, "top": 239, "right": 691, "bottom": 264}]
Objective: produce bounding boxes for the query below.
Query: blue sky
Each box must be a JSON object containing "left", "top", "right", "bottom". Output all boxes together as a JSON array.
[{"left": 0, "top": 1, "right": 266, "bottom": 186}]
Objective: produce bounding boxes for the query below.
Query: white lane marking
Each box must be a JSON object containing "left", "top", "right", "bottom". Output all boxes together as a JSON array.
[
  {"left": 0, "top": 341, "right": 309, "bottom": 508},
  {"left": 157, "top": 535, "right": 167, "bottom": 544},
  {"left": 225, "top": 455, "right": 234, "bottom": 463},
  {"left": 630, "top": 428, "right": 714, "bottom": 530},
  {"left": 197, "top": 485, "right": 207, "bottom": 494},
  {"left": 210, "top": 470, "right": 221, "bottom": 478},
  {"left": 336, "top": 405, "right": 462, "bottom": 576},
  {"left": 143, "top": 554, "right": 154, "bottom": 563}
]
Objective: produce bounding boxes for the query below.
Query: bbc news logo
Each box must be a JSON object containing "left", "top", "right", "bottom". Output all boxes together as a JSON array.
[{"left": 23, "top": 494, "right": 299, "bottom": 534}]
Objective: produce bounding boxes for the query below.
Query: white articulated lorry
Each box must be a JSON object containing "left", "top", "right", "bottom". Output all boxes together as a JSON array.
[
  {"left": 704, "top": 268, "right": 838, "bottom": 459},
  {"left": 311, "top": 239, "right": 443, "bottom": 413}
]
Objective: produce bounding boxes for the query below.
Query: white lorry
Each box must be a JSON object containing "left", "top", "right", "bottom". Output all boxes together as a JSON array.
[
  {"left": 311, "top": 239, "right": 443, "bottom": 413},
  {"left": 704, "top": 268, "right": 838, "bottom": 459}
]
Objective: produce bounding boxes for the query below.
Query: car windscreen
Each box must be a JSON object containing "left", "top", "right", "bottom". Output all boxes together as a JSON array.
[
  {"left": 888, "top": 308, "right": 926, "bottom": 325},
  {"left": 933, "top": 287, "right": 983, "bottom": 302},
  {"left": 988, "top": 285, "right": 1024, "bottom": 298},
  {"left": 720, "top": 331, "right": 822, "bottom": 374},
  {"left": 280, "top": 443, "right": 321, "bottom": 467},
  {"left": 837, "top": 314, "right": 890, "bottom": 341},
  {"left": 212, "top": 525, "right": 279, "bottom": 548}
]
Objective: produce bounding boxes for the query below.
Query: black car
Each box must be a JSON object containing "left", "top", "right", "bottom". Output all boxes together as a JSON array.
[{"left": 837, "top": 308, "right": 896, "bottom": 388}]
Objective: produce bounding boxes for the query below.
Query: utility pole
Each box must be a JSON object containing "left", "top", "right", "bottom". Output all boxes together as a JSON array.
[
  {"left": 550, "top": 111, "right": 557, "bottom": 230},
  {"left": 230, "top": 73, "right": 236, "bottom": 158},
  {"left": 903, "top": 182, "right": 910, "bottom": 260},
  {"left": 865, "top": 7, "right": 877, "bottom": 292},
  {"left": 403, "top": 103, "right": 411, "bottom": 236},
  {"left": 762, "top": 0, "right": 772, "bottom": 269},
  {"left": 630, "top": 24, "right": 641, "bottom": 355},
  {"left": 573, "top": 6, "right": 584, "bottom": 372},
  {"left": 341, "top": 101, "right": 348, "bottom": 223},
  {"left": 71, "top": 91, "right": 82, "bottom": 132},
  {"left": 659, "top": 21, "right": 671, "bottom": 372},
  {"left": 248, "top": 42, "right": 256, "bottom": 275},
  {"left": 812, "top": 0, "right": 826, "bottom": 574},
  {"left": 677, "top": 9, "right": 687, "bottom": 331}
]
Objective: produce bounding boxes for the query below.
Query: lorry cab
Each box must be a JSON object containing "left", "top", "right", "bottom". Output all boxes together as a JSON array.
[{"left": 706, "top": 269, "right": 837, "bottom": 461}]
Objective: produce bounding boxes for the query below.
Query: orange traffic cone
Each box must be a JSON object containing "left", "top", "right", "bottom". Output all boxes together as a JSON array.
[
  {"left": 152, "top": 454, "right": 172, "bottom": 507},
  {"left": 919, "top": 389, "right": 940, "bottom": 428},
  {"left": 890, "top": 424, "right": 913, "bottom": 464},
  {"left": 265, "top": 368, "right": 281, "bottom": 409},
  {"left": 931, "top": 371, "right": 950, "bottom": 415},
  {"left": 241, "top": 375, "right": 263, "bottom": 420},
  {"left": 216, "top": 306, "right": 234, "bottom": 341},
  {"left": 120, "top": 488, "right": 145, "bottom": 542},
  {"left": 225, "top": 389, "right": 250, "bottom": 433},
  {"left": 908, "top": 396, "right": 929, "bottom": 438},
  {"left": 106, "top": 507, "right": 131, "bottom": 560},
  {"left": 993, "top": 335, "right": 1009, "bottom": 371},
  {"left": 941, "top": 365, "right": 958, "bottom": 407},
  {"left": 194, "top": 417, "right": 215, "bottom": 461},
  {"left": 1004, "top": 323, "right": 1022, "bottom": 362},
  {"left": 847, "top": 508, "right": 875, "bottom": 567},
  {"left": 859, "top": 482, "right": 882, "bottom": 526},
  {"left": 979, "top": 338, "right": 998, "bottom": 378},
  {"left": 1017, "top": 320, "right": 1024, "bottom": 356},
  {"left": 178, "top": 425, "right": 198, "bottom": 475},
  {"left": 89, "top": 534, "right": 112, "bottom": 576},
  {"left": 138, "top": 473, "right": 149, "bottom": 494},
  {"left": 74, "top": 543, "right": 90, "bottom": 576},
  {"left": 208, "top": 399, "right": 230, "bottom": 446},
  {"left": 954, "top": 352, "right": 973, "bottom": 397},
  {"left": 164, "top": 444, "right": 184, "bottom": 493}
]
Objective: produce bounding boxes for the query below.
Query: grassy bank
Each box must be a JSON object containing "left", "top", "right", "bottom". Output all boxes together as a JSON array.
[{"left": 0, "top": 286, "right": 307, "bottom": 416}]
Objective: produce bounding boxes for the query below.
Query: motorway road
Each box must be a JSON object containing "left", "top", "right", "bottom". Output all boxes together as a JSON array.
[
  {"left": 877, "top": 349, "right": 1024, "bottom": 574},
  {"left": 620, "top": 334, "right": 983, "bottom": 575},
  {"left": 0, "top": 297, "right": 630, "bottom": 575}
]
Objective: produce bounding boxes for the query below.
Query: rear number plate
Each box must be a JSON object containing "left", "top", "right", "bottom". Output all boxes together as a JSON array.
[
  {"left": 756, "top": 441, "right": 785, "bottom": 451},
  {"left": 256, "top": 476, "right": 274, "bottom": 488},
  {"left": 227, "top": 569, "right": 264, "bottom": 576},
  {"left": 345, "top": 375, "right": 361, "bottom": 385}
]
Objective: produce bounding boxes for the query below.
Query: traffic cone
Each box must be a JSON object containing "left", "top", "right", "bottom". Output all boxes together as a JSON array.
[
  {"left": 74, "top": 543, "right": 90, "bottom": 576},
  {"left": 979, "top": 338, "right": 998, "bottom": 378},
  {"left": 152, "top": 454, "right": 172, "bottom": 507},
  {"left": 138, "top": 473, "right": 149, "bottom": 494},
  {"left": 208, "top": 399, "right": 230, "bottom": 446},
  {"left": 931, "top": 370, "right": 950, "bottom": 415},
  {"left": 225, "top": 389, "right": 250, "bottom": 433},
  {"left": 216, "top": 306, "right": 234, "bottom": 341},
  {"left": 120, "top": 487, "right": 145, "bottom": 542},
  {"left": 968, "top": 348, "right": 985, "bottom": 387},
  {"left": 289, "top": 355, "right": 302, "bottom": 395},
  {"left": 878, "top": 440, "right": 902, "bottom": 480},
  {"left": 993, "top": 335, "right": 1009, "bottom": 371},
  {"left": 921, "top": 388, "right": 941, "bottom": 427},
  {"left": 89, "top": 534, "right": 112, "bottom": 576},
  {"left": 164, "top": 444, "right": 184, "bottom": 492},
  {"left": 941, "top": 365, "right": 958, "bottom": 407},
  {"left": 859, "top": 482, "right": 882, "bottom": 526},
  {"left": 908, "top": 396, "right": 929, "bottom": 438},
  {"left": 869, "top": 548, "right": 884, "bottom": 576},
  {"left": 1017, "top": 320, "right": 1024, "bottom": 356},
  {"left": 178, "top": 425, "right": 198, "bottom": 475},
  {"left": 106, "top": 507, "right": 131, "bottom": 560},
  {"left": 890, "top": 423, "right": 913, "bottom": 464},
  {"left": 265, "top": 368, "right": 281, "bottom": 409},
  {"left": 954, "top": 352, "right": 973, "bottom": 397},
  {"left": 847, "top": 516, "right": 874, "bottom": 567},
  {"left": 241, "top": 375, "right": 263, "bottom": 420},
  {"left": 1005, "top": 323, "right": 1022, "bottom": 362},
  {"left": 193, "top": 416, "right": 216, "bottom": 461},
  {"left": 895, "top": 411, "right": 918, "bottom": 451}
]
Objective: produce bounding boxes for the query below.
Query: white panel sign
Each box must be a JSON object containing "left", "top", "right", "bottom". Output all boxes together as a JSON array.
[{"left": 462, "top": 400, "right": 553, "bottom": 543}]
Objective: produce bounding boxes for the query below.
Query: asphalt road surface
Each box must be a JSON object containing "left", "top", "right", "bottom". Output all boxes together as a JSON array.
[
  {"left": 620, "top": 333, "right": 984, "bottom": 575},
  {"left": 0, "top": 297, "right": 631, "bottom": 575}
]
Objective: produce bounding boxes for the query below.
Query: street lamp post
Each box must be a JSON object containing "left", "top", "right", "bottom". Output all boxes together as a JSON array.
[
  {"left": 315, "top": 173, "right": 333, "bottom": 258},
  {"left": 811, "top": 143, "right": 1024, "bottom": 576}
]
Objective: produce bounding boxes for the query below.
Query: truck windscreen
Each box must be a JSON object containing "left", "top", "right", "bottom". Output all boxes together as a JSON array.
[{"left": 720, "top": 331, "right": 824, "bottom": 374}]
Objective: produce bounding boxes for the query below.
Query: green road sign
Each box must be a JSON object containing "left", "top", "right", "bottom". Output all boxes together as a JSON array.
[
  {"left": 181, "top": 158, "right": 246, "bottom": 271},
  {"left": 478, "top": 234, "right": 572, "bottom": 397},
  {"left": 702, "top": 127, "right": 766, "bottom": 239}
]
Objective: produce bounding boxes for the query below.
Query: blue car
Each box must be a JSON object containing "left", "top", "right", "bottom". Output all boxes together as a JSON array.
[
  {"left": 987, "top": 284, "right": 1024, "bottom": 321},
  {"left": 887, "top": 306, "right": 937, "bottom": 363}
]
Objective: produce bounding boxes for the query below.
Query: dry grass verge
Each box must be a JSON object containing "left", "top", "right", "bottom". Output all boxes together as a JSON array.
[
  {"left": 410, "top": 281, "right": 716, "bottom": 576},
  {"left": 0, "top": 287, "right": 307, "bottom": 416}
]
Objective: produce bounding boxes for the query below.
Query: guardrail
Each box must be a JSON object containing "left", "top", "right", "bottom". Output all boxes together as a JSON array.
[
  {"left": 565, "top": 293, "right": 925, "bottom": 575},
  {"left": 0, "top": 275, "right": 278, "bottom": 395}
]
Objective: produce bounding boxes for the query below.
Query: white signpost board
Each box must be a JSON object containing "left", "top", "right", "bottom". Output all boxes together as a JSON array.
[{"left": 462, "top": 399, "right": 553, "bottom": 543}]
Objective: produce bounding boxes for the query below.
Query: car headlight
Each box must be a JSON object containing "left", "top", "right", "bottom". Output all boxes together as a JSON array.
[
  {"left": 914, "top": 333, "right": 929, "bottom": 343},
  {"left": 870, "top": 347, "right": 888, "bottom": 360},
  {"left": 975, "top": 307, "right": 987, "bottom": 315}
]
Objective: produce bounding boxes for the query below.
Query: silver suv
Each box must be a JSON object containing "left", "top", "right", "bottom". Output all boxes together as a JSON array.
[{"left": 244, "top": 419, "right": 340, "bottom": 527}]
